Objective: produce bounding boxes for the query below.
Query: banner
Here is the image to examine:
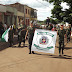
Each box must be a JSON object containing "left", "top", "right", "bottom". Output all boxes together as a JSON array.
[{"left": 31, "top": 29, "right": 57, "bottom": 54}]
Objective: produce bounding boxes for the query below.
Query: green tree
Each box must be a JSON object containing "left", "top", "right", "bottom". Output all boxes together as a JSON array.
[{"left": 43, "top": 0, "right": 72, "bottom": 25}]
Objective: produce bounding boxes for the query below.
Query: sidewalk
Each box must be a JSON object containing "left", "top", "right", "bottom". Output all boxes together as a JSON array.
[{"left": 0, "top": 35, "right": 18, "bottom": 51}]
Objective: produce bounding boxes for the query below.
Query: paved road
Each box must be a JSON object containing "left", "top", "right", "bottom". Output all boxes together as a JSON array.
[{"left": 0, "top": 37, "right": 72, "bottom": 72}]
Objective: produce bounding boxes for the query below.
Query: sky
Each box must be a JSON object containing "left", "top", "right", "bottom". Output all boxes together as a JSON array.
[{"left": 0, "top": 0, "right": 70, "bottom": 21}]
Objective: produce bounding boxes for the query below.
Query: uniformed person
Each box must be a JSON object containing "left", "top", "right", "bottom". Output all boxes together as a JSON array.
[
  {"left": 18, "top": 21, "right": 27, "bottom": 47},
  {"left": 57, "top": 24, "right": 66, "bottom": 56},
  {"left": 46, "top": 17, "right": 50, "bottom": 27},
  {"left": 66, "top": 25, "right": 71, "bottom": 43},
  {"left": 69, "top": 25, "right": 71, "bottom": 36},
  {"left": 25, "top": 21, "right": 35, "bottom": 54},
  {"left": 0, "top": 22, "right": 4, "bottom": 36},
  {"left": 46, "top": 24, "right": 53, "bottom": 30},
  {"left": 13, "top": 23, "right": 16, "bottom": 34},
  {"left": 9, "top": 26, "right": 14, "bottom": 47}
]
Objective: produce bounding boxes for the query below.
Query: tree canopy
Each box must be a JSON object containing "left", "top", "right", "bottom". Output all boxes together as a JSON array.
[{"left": 43, "top": 0, "right": 72, "bottom": 25}]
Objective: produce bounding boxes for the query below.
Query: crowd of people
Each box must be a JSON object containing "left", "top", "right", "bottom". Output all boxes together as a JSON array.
[
  {"left": 0, "top": 21, "right": 16, "bottom": 38},
  {"left": 0, "top": 18, "right": 71, "bottom": 56}
]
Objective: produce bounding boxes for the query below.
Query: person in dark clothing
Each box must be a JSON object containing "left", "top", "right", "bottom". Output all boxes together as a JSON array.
[
  {"left": 46, "top": 24, "right": 53, "bottom": 30},
  {"left": 9, "top": 26, "right": 14, "bottom": 47},
  {"left": 13, "top": 23, "right": 16, "bottom": 34},
  {"left": 18, "top": 21, "right": 27, "bottom": 47},
  {"left": 66, "top": 25, "right": 71, "bottom": 42},
  {"left": 57, "top": 24, "right": 66, "bottom": 56},
  {"left": 0, "top": 22, "right": 4, "bottom": 36},
  {"left": 46, "top": 17, "right": 50, "bottom": 27},
  {"left": 25, "top": 21, "right": 35, "bottom": 54}
]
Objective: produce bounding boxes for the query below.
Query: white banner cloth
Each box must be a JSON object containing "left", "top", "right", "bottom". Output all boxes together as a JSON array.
[{"left": 31, "top": 29, "right": 57, "bottom": 54}]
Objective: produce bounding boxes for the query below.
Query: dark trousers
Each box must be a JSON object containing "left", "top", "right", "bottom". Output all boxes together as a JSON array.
[
  {"left": 9, "top": 40, "right": 13, "bottom": 46},
  {"left": 29, "top": 41, "right": 32, "bottom": 54},
  {"left": 19, "top": 35, "right": 25, "bottom": 46},
  {"left": 9, "top": 41, "right": 13, "bottom": 46},
  {"left": 67, "top": 34, "right": 70, "bottom": 42},
  {"left": 18, "top": 35, "right": 19, "bottom": 41},
  {"left": 28, "top": 37, "right": 34, "bottom": 54},
  {"left": 59, "top": 40, "right": 64, "bottom": 54},
  {"left": 1, "top": 29, "right": 4, "bottom": 36}
]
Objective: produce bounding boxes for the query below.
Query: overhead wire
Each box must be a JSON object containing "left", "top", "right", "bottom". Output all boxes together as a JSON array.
[
  {"left": 35, "top": 0, "right": 52, "bottom": 18},
  {"left": 36, "top": 0, "right": 51, "bottom": 8},
  {"left": 0, "top": 0, "right": 51, "bottom": 8}
]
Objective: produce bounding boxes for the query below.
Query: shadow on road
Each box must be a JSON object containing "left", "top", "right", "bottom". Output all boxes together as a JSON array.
[
  {"left": 50, "top": 55, "right": 72, "bottom": 59},
  {"left": 34, "top": 53, "right": 72, "bottom": 60},
  {"left": 64, "top": 47, "right": 72, "bottom": 50},
  {"left": 56, "top": 44, "right": 72, "bottom": 50},
  {"left": 12, "top": 44, "right": 28, "bottom": 48}
]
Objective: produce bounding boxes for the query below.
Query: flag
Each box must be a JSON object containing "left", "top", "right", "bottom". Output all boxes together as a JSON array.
[
  {"left": 31, "top": 29, "right": 57, "bottom": 54},
  {"left": 1, "top": 28, "right": 10, "bottom": 42}
]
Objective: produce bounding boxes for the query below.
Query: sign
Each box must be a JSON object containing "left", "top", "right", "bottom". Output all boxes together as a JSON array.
[{"left": 31, "top": 29, "right": 57, "bottom": 54}]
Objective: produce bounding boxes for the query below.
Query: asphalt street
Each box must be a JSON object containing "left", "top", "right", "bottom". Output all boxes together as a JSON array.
[{"left": 0, "top": 36, "right": 72, "bottom": 72}]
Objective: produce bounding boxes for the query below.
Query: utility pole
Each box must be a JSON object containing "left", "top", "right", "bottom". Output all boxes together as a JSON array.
[{"left": 24, "top": 5, "right": 25, "bottom": 24}]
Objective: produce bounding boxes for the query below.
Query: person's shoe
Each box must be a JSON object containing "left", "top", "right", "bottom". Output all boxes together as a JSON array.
[
  {"left": 9, "top": 45, "right": 11, "bottom": 47},
  {"left": 18, "top": 45, "right": 21, "bottom": 47},
  {"left": 59, "top": 54, "right": 61, "bottom": 56},
  {"left": 29, "top": 53, "right": 31, "bottom": 54},
  {"left": 32, "top": 51, "right": 35, "bottom": 54}
]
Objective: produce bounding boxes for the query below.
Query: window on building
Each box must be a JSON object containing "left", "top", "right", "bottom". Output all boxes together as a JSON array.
[{"left": 26, "top": 9, "right": 27, "bottom": 14}]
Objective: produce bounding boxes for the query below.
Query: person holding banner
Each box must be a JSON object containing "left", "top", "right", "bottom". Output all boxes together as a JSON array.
[
  {"left": 25, "top": 21, "right": 35, "bottom": 54},
  {"left": 46, "top": 17, "right": 50, "bottom": 27},
  {"left": 58, "top": 24, "right": 66, "bottom": 56},
  {"left": 9, "top": 26, "right": 14, "bottom": 47}
]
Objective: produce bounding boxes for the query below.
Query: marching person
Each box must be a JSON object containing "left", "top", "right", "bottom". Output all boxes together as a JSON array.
[
  {"left": 46, "top": 24, "right": 53, "bottom": 30},
  {"left": 13, "top": 23, "right": 16, "bottom": 34},
  {"left": 57, "top": 24, "right": 66, "bottom": 56},
  {"left": 25, "top": 21, "right": 35, "bottom": 54},
  {"left": 46, "top": 17, "right": 50, "bottom": 27},
  {"left": 9, "top": 26, "right": 14, "bottom": 47},
  {"left": 17, "top": 22, "right": 21, "bottom": 41},
  {"left": 18, "top": 21, "right": 27, "bottom": 47},
  {"left": 0, "top": 22, "right": 4, "bottom": 36},
  {"left": 66, "top": 25, "right": 71, "bottom": 43}
]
